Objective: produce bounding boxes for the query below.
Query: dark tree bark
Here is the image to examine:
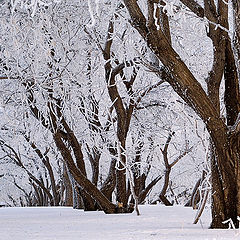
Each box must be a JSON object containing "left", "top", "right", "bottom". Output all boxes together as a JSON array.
[
  {"left": 101, "top": 159, "right": 117, "bottom": 202},
  {"left": 232, "top": 0, "right": 240, "bottom": 79},
  {"left": 63, "top": 163, "right": 73, "bottom": 206}
]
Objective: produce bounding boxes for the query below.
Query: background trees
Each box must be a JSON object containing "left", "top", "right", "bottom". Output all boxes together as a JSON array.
[{"left": 0, "top": 0, "right": 231, "bottom": 228}]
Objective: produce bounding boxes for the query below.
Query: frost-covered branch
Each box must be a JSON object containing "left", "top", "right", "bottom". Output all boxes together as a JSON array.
[{"left": 11, "top": 0, "right": 62, "bottom": 16}]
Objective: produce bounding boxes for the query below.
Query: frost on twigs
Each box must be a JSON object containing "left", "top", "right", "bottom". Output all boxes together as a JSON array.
[
  {"left": 10, "top": 0, "right": 62, "bottom": 16},
  {"left": 87, "top": 0, "right": 100, "bottom": 28},
  {"left": 153, "top": 0, "right": 188, "bottom": 30},
  {"left": 222, "top": 218, "right": 236, "bottom": 229}
]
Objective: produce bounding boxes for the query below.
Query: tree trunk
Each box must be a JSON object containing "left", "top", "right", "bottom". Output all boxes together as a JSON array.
[
  {"left": 232, "top": 0, "right": 240, "bottom": 79},
  {"left": 101, "top": 159, "right": 116, "bottom": 202},
  {"left": 63, "top": 163, "right": 73, "bottom": 206},
  {"left": 210, "top": 137, "right": 239, "bottom": 228}
]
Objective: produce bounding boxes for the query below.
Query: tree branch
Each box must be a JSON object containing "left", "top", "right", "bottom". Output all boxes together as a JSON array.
[{"left": 179, "top": 0, "right": 204, "bottom": 18}]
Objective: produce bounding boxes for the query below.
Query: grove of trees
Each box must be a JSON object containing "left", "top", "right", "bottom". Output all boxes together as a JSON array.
[{"left": 0, "top": 0, "right": 239, "bottom": 229}]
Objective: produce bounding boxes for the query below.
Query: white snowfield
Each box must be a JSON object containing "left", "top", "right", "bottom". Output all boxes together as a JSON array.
[{"left": 0, "top": 205, "right": 238, "bottom": 240}]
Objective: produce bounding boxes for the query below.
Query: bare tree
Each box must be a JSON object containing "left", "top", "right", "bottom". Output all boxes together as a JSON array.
[{"left": 123, "top": 0, "right": 240, "bottom": 228}]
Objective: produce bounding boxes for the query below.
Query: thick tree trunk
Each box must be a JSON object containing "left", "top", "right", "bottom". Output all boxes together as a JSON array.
[{"left": 210, "top": 138, "right": 238, "bottom": 228}]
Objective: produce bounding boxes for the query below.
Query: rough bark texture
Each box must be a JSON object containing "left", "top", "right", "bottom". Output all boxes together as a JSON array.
[{"left": 232, "top": 0, "right": 240, "bottom": 79}]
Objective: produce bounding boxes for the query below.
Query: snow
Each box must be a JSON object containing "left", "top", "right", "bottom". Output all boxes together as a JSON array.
[{"left": 0, "top": 205, "right": 239, "bottom": 240}]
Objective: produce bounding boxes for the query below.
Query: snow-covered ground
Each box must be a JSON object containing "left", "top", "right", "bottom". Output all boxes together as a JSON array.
[{"left": 0, "top": 205, "right": 238, "bottom": 240}]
